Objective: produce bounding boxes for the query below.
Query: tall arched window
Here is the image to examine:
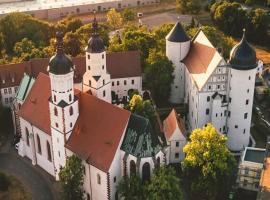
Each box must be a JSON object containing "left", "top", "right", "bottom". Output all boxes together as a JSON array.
[
  {"left": 37, "top": 134, "right": 42, "bottom": 154},
  {"left": 54, "top": 95, "right": 56, "bottom": 102},
  {"left": 156, "top": 157, "right": 160, "bottom": 168},
  {"left": 69, "top": 94, "right": 72, "bottom": 102},
  {"left": 25, "top": 127, "right": 30, "bottom": 146},
  {"left": 142, "top": 162, "right": 150, "bottom": 183},
  {"left": 130, "top": 160, "right": 136, "bottom": 176},
  {"left": 54, "top": 107, "right": 58, "bottom": 116},
  {"left": 87, "top": 193, "right": 90, "bottom": 200},
  {"left": 97, "top": 174, "right": 101, "bottom": 184},
  {"left": 47, "top": 141, "right": 52, "bottom": 162},
  {"left": 69, "top": 106, "right": 73, "bottom": 116}
]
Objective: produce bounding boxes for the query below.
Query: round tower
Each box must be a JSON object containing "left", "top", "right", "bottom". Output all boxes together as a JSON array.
[
  {"left": 227, "top": 30, "right": 257, "bottom": 151},
  {"left": 83, "top": 15, "right": 111, "bottom": 103},
  {"left": 166, "top": 22, "right": 190, "bottom": 104}
]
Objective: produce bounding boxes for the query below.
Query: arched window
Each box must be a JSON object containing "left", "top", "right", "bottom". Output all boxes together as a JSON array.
[
  {"left": 25, "top": 127, "right": 30, "bottom": 146},
  {"left": 37, "top": 134, "right": 42, "bottom": 154},
  {"left": 87, "top": 193, "right": 90, "bottom": 200},
  {"left": 156, "top": 157, "right": 160, "bottom": 168},
  {"left": 69, "top": 94, "right": 72, "bottom": 102},
  {"left": 97, "top": 174, "right": 101, "bottom": 184},
  {"left": 130, "top": 160, "right": 136, "bottom": 176},
  {"left": 142, "top": 162, "right": 150, "bottom": 183},
  {"left": 47, "top": 141, "right": 52, "bottom": 162},
  {"left": 69, "top": 106, "right": 73, "bottom": 116},
  {"left": 54, "top": 95, "right": 56, "bottom": 102},
  {"left": 54, "top": 107, "right": 58, "bottom": 116}
]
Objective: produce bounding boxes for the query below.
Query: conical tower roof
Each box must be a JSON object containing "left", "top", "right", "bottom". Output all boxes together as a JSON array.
[{"left": 166, "top": 22, "right": 190, "bottom": 43}]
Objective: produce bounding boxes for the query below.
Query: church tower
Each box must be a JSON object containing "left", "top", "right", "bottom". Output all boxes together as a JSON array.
[
  {"left": 83, "top": 15, "right": 111, "bottom": 103},
  {"left": 227, "top": 30, "right": 257, "bottom": 152},
  {"left": 166, "top": 22, "right": 190, "bottom": 104},
  {"left": 48, "top": 32, "right": 79, "bottom": 180}
]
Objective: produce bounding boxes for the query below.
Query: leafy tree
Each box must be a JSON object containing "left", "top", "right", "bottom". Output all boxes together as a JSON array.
[
  {"left": 187, "top": 26, "right": 234, "bottom": 59},
  {"left": 107, "top": 9, "right": 123, "bottom": 30},
  {"left": 176, "top": 0, "right": 202, "bottom": 14},
  {"left": 152, "top": 23, "right": 174, "bottom": 52},
  {"left": 122, "top": 8, "right": 136, "bottom": 22},
  {"left": 64, "top": 32, "right": 83, "bottom": 57},
  {"left": 55, "top": 17, "right": 83, "bottom": 33},
  {"left": 210, "top": 1, "right": 247, "bottom": 37},
  {"left": 128, "top": 94, "right": 155, "bottom": 120},
  {"left": 13, "top": 38, "right": 35, "bottom": 57},
  {"left": 59, "top": 155, "right": 84, "bottom": 200},
  {"left": 146, "top": 166, "right": 183, "bottom": 200},
  {"left": 145, "top": 50, "right": 174, "bottom": 105},
  {"left": 183, "top": 124, "right": 236, "bottom": 200},
  {"left": 117, "top": 175, "right": 145, "bottom": 200}
]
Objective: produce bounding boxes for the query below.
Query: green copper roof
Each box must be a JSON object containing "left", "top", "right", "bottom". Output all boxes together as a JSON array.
[
  {"left": 16, "top": 73, "right": 35, "bottom": 101},
  {"left": 121, "top": 114, "right": 162, "bottom": 158}
]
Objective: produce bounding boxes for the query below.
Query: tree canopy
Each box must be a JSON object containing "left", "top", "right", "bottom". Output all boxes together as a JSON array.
[
  {"left": 107, "top": 9, "right": 123, "bottom": 30},
  {"left": 59, "top": 155, "right": 84, "bottom": 200},
  {"left": 183, "top": 124, "right": 236, "bottom": 200},
  {"left": 176, "top": 0, "right": 202, "bottom": 14}
]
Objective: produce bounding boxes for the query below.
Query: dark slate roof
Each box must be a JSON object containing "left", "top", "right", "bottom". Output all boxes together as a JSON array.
[
  {"left": 229, "top": 31, "right": 257, "bottom": 70},
  {"left": 244, "top": 148, "right": 265, "bottom": 164},
  {"left": 121, "top": 114, "right": 162, "bottom": 158},
  {"left": 86, "top": 35, "right": 105, "bottom": 53},
  {"left": 166, "top": 22, "right": 190, "bottom": 43},
  {"left": 48, "top": 32, "right": 74, "bottom": 75}
]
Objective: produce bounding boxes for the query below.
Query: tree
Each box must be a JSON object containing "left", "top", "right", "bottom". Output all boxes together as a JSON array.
[
  {"left": 176, "top": 0, "right": 202, "bottom": 14},
  {"left": 145, "top": 50, "right": 174, "bottom": 105},
  {"left": 64, "top": 32, "right": 83, "bottom": 57},
  {"left": 146, "top": 166, "right": 183, "bottom": 200},
  {"left": 187, "top": 26, "right": 234, "bottom": 59},
  {"left": 107, "top": 9, "right": 123, "bottom": 30},
  {"left": 13, "top": 38, "right": 35, "bottom": 57},
  {"left": 55, "top": 17, "right": 83, "bottom": 33},
  {"left": 128, "top": 94, "right": 155, "bottom": 120},
  {"left": 152, "top": 23, "right": 174, "bottom": 53},
  {"left": 210, "top": 1, "right": 247, "bottom": 37},
  {"left": 117, "top": 175, "right": 145, "bottom": 200},
  {"left": 183, "top": 124, "right": 236, "bottom": 200},
  {"left": 122, "top": 8, "right": 136, "bottom": 22},
  {"left": 59, "top": 155, "right": 84, "bottom": 200}
]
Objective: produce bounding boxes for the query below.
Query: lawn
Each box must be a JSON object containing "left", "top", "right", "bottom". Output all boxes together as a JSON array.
[{"left": 0, "top": 172, "right": 31, "bottom": 200}]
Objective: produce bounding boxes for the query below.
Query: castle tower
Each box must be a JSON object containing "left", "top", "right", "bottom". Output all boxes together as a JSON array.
[
  {"left": 166, "top": 22, "right": 190, "bottom": 104},
  {"left": 227, "top": 30, "right": 257, "bottom": 151},
  {"left": 83, "top": 15, "right": 111, "bottom": 103},
  {"left": 48, "top": 32, "right": 79, "bottom": 180}
]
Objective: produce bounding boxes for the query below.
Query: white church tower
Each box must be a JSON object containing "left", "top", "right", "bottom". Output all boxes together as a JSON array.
[
  {"left": 83, "top": 15, "right": 111, "bottom": 103},
  {"left": 227, "top": 30, "right": 257, "bottom": 152},
  {"left": 48, "top": 32, "right": 79, "bottom": 180},
  {"left": 166, "top": 22, "right": 190, "bottom": 104}
]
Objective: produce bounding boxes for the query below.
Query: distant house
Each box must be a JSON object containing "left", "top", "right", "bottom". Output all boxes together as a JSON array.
[{"left": 163, "top": 109, "right": 186, "bottom": 163}]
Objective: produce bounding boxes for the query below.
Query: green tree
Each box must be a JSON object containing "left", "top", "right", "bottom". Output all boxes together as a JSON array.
[
  {"left": 176, "top": 0, "right": 202, "bottom": 14},
  {"left": 107, "top": 8, "right": 123, "bottom": 30},
  {"left": 55, "top": 17, "right": 83, "bottom": 33},
  {"left": 122, "top": 8, "right": 136, "bottom": 22},
  {"left": 210, "top": 1, "right": 247, "bottom": 36},
  {"left": 64, "top": 32, "right": 83, "bottom": 57},
  {"left": 152, "top": 23, "right": 174, "bottom": 52},
  {"left": 13, "top": 38, "right": 35, "bottom": 57},
  {"left": 117, "top": 175, "right": 145, "bottom": 200},
  {"left": 187, "top": 26, "right": 234, "bottom": 59},
  {"left": 59, "top": 155, "right": 84, "bottom": 200},
  {"left": 146, "top": 166, "right": 183, "bottom": 200},
  {"left": 183, "top": 124, "right": 236, "bottom": 200},
  {"left": 128, "top": 94, "right": 155, "bottom": 120},
  {"left": 145, "top": 50, "right": 174, "bottom": 105}
]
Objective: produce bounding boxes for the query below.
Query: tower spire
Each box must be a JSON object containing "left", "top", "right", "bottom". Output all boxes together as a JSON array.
[
  {"left": 92, "top": 11, "right": 98, "bottom": 36},
  {"left": 56, "top": 31, "right": 64, "bottom": 54}
]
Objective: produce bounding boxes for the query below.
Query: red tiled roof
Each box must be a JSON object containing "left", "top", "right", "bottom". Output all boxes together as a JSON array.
[
  {"left": 0, "top": 51, "right": 141, "bottom": 88},
  {"left": 66, "top": 92, "right": 130, "bottom": 172},
  {"left": 18, "top": 73, "right": 51, "bottom": 135},
  {"left": 163, "top": 109, "right": 186, "bottom": 140},
  {"left": 183, "top": 42, "right": 216, "bottom": 74}
]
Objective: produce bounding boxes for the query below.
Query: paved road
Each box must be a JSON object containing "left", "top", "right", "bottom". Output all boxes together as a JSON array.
[{"left": 0, "top": 153, "right": 54, "bottom": 200}]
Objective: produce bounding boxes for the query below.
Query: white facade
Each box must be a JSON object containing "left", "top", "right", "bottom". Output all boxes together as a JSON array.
[{"left": 1, "top": 86, "right": 18, "bottom": 107}]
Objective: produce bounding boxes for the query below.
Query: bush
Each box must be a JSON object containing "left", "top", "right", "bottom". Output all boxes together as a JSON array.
[{"left": 0, "top": 172, "right": 10, "bottom": 191}]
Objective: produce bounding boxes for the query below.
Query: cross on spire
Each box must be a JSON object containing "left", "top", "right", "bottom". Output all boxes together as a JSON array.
[{"left": 92, "top": 11, "right": 98, "bottom": 36}]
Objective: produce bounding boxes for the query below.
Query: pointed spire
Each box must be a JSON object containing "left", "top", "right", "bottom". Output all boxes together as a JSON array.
[
  {"left": 166, "top": 21, "right": 190, "bottom": 43},
  {"left": 92, "top": 11, "right": 99, "bottom": 36},
  {"left": 56, "top": 31, "right": 64, "bottom": 55}
]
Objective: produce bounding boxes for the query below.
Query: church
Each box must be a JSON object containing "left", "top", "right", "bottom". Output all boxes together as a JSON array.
[{"left": 12, "top": 16, "right": 261, "bottom": 199}]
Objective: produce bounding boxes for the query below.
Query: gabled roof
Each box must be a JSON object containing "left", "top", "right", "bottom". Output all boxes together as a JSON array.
[
  {"left": 15, "top": 73, "right": 35, "bottom": 101},
  {"left": 18, "top": 73, "right": 51, "bottom": 135},
  {"left": 163, "top": 109, "right": 186, "bottom": 140},
  {"left": 166, "top": 22, "right": 190, "bottom": 43},
  {"left": 183, "top": 30, "right": 223, "bottom": 91},
  {"left": 66, "top": 92, "right": 130, "bottom": 172},
  {"left": 120, "top": 114, "right": 162, "bottom": 158}
]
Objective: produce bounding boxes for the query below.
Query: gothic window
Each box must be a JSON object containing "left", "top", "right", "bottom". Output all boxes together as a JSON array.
[
  {"left": 54, "top": 107, "right": 58, "bottom": 116},
  {"left": 54, "top": 95, "right": 56, "bottom": 102},
  {"left": 26, "top": 127, "right": 30, "bottom": 146},
  {"left": 69, "top": 94, "right": 72, "bottom": 102},
  {"left": 142, "top": 162, "right": 150, "bottom": 183},
  {"left": 97, "top": 174, "right": 101, "bottom": 184},
  {"left": 69, "top": 106, "right": 73, "bottom": 116},
  {"left": 47, "top": 141, "right": 52, "bottom": 162},
  {"left": 156, "top": 157, "right": 160, "bottom": 168},
  {"left": 37, "top": 134, "right": 42, "bottom": 154},
  {"left": 130, "top": 160, "right": 136, "bottom": 175}
]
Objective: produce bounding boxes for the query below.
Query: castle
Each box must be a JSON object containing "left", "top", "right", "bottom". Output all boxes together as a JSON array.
[{"left": 2, "top": 18, "right": 262, "bottom": 200}]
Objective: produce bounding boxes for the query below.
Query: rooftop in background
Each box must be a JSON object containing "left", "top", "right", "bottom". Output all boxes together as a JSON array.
[
  {"left": 0, "top": 0, "right": 116, "bottom": 15},
  {"left": 258, "top": 151, "right": 270, "bottom": 200},
  {"left": 243, "top": 147, "right": 266, "bottom": 164}
]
